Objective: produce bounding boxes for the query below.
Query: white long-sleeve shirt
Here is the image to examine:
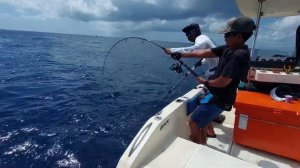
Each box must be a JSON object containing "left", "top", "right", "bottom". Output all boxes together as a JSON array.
[{"left": 170, "top": 35, "right": 219, "bottom": 77}]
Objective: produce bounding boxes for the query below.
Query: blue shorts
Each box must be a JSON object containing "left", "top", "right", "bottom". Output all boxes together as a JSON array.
[{"left": 191, "top": 103, "right": 223, "bottom": 128}]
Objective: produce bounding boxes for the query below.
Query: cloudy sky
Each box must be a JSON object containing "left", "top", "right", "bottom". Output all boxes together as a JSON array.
[{"left": 0, "top": 0, "right": 299, "bottom": 51}]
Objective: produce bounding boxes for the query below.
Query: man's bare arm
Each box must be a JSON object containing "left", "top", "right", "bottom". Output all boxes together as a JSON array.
[
  {"left": 198, "top": 76, "right": 232, "bottom": 88},
  {"left": 181, "top": 49, "right": 217, "bottom": 58}
]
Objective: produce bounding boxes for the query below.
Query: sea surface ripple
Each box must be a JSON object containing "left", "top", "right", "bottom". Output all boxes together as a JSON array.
[{"left": 0, "top": 30, "right": 199, "bottom": 168}]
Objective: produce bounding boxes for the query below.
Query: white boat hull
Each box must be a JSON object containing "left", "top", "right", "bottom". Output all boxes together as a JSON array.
[
  {"left": 117, "top": 86, "right": 196, "bottom": 168},
  {"left": 117, "top": 86, "right": 259, "bottom": 168},
  {"left": 117, "top": 85, "right": 300, "bottom": 168}
]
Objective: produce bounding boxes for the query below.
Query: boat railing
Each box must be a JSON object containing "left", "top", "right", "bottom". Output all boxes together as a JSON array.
[{"left": 128, "top": 123, "right": 153, "bottom": 157}]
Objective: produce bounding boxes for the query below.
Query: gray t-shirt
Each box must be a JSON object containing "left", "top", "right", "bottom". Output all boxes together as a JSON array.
[{"left": 209, "top": 45, "right": 250, "bottom": 106}]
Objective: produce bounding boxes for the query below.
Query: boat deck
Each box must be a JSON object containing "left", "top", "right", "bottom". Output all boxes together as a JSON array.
[
  {"left": 144, "top": 108, "right": 300, "bottom": 168},
  {"left": 117, "top": 86, "right": 300, "bottom": 168},
  {"left": 207, "top": 108, "right": 300, "bottom": 168},
  {"left": 145, "top": 136, "right": 258, "bottom": 168}
]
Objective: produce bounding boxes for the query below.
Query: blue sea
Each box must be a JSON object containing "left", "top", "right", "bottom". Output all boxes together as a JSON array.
[{"left": 0, "top": 30, "right": 201, "bottom": 168}]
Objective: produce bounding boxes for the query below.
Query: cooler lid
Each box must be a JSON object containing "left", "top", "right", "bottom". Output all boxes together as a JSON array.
[
  {"left": 236, "top": 91, "right": 300, "bottom": 111},
  {"left": 235, "top": 91, "right": 300, "bottom": 127}
]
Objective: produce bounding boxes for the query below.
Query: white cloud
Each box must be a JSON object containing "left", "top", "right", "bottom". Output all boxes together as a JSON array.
[
  {"left": 250, "top": 16, "right": 300, "bottom": 50},
  {"left": 145, "top": 0, "right": 159, "bottom": 5},
  {"left": 173, "top": 0, "right": 197, "bottom": 10},
  {"left": 272, "top": 16, "right": 300, "bottom": 31},
  {"left": 270, "top": 16, "right": 300, "bottom": 41},
  {"left": 202, "top": 17, "right": 227, "bottom": 32},
  {"left": 0, "top": 0, "right": 118, "bottom": 19},
  {"left": 128, "top": 0, "right": 196, "bottom": 8},
  {"left": 0, "top": 0, "right": 298, "bottom": 50},
  {"left": 128, "top": 0, "right": 159, "bottom": 5},
  {"left": 258, "top": 16, "right": 300, "bottom": 41}
]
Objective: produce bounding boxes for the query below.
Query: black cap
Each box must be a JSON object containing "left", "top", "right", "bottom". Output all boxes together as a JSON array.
[
  {"left": 218, "top": 17, "right": 256, "bottom": 34},
  {"left": 182, "top": 23, "right": 200, "bottom": 33}
]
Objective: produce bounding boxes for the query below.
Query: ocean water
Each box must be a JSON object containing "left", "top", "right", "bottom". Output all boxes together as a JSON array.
[{"left": 0, "top": 30, "right": 200, "bottom": 168}]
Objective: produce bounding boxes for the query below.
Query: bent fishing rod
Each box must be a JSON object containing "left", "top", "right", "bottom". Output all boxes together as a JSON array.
[
  {"left": 102, "top": 36, "right": 200, "bottom": 104},
  {"left": 101, "top": 37, "right": 166, "bottom": 74},
  {"left": 102, "top": 37, "right": 198, "bottom": 77}
]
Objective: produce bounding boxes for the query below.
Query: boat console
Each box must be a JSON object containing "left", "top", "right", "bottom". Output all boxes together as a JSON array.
[
  {"left": 248, "top": 68, "right": 300, "bottom": 85},
  {"left": 248, "top": 25, "right": 300, "bottom": 86}
]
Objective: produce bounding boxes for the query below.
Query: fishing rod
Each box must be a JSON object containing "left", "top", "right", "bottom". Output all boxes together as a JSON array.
[
  {"left": 101, "top": 37, "right": 166, "bottom": 74},
  {"left": 155, "top": 59, "right": 202, "bottom": 107},
  {"left": 102, "top": 36, "right": 200, "bottom": 104},
  {"left": 170, "top": 52, "right": 199, "bottom": 78},
  {"left": 102, "top": 37, "right": 198, "bottom": 78}
]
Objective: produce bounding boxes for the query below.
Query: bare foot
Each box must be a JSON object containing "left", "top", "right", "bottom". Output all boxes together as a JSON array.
[
  {"left": 189, "top": 135, "right": 197, "bottom": 143},
  {"left": 207, "top": 123, "right": 216, "bottom": 138}
]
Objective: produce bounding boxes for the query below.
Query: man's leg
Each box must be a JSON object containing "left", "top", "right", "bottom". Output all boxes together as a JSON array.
[
  {"left": 190, "top": 104, "right": 223, "bottom": 143},
  {"left": 199, "top": 125, "right": 208, "bottom": 144},
  {"left": 189, "top": 119, "right": 208, "bottom": 144},
  {"left": 189, "top": 119, "right": 200, "bottom": 143},
  {"left": 190, "top": 104, "right": 210, "bottom": 144},
  {"left": 206, "top": 122, "right": 216, "bottom": 138}
]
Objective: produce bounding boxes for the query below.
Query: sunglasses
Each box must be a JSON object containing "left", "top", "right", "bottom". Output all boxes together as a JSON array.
[
  {"left": 185, "top": 31, "right": 194, "bottom": 37},
  {"left": 224, "top": 32, "right": 238, "bottom": 38}
]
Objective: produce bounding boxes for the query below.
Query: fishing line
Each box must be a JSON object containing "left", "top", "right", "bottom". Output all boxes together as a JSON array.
[
  {"left": 154, "top": 59, "right": 202, "bottom": 107},
  {"left": 102, "top": 36, "right": 200, "bottom": 106},
  {"left": 101, "top": 37, "right": 165, "bottom": 74},
  {"left": 102, "top": 36, "right": 198, "bottom": 77}
]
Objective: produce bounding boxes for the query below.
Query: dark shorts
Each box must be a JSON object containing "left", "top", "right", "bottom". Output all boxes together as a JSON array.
[{"left": 191, "top": 103, "right": 223, "bottom": 128}]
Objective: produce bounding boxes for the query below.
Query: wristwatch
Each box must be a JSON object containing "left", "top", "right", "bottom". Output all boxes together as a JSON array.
[
  {"left": 204, "top": 80, "right": 209, "bottom": 87},
  {"left": 171, "top": 52, "right": 181, "bottom": 60}
]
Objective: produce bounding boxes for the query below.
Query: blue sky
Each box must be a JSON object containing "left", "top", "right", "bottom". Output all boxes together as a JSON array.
[{"left": 0, "top": 0, "right": 299, "bottom": 51}]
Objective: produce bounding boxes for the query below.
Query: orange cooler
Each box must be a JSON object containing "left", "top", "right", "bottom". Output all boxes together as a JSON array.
[{"left": 233, "top": 90, "right": 300, "bottom": 161}]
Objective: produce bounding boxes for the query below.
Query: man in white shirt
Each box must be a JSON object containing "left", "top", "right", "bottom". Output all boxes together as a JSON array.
[
  {"left": 164, "top": 23, "right": 224, "bottom": 137},
  {"left": 164, "top": 23, "right": 219, "bottom": 77}
]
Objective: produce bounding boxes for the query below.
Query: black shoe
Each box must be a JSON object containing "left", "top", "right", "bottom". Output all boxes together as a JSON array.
[{"left": 213, "top": 115, "right": 225, "bottom": 124}]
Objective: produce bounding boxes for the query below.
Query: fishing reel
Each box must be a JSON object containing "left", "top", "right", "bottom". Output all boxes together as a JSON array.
[{"left": 169, "top": 62, "right": 183, "bottom": 74}]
